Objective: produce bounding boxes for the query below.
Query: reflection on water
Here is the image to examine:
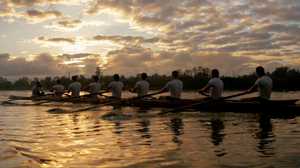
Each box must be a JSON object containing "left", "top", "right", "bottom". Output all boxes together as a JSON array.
[
  {"left": 169, "top": 117, "right": 184, "bottom": 145},
  {"left": 210, "top": 116, "right": 226, "bottom": 157},
  {"left": 0, "top": 91, "right": 300, "bottom": 168},
  {"left": 256, "top": 114, "right": 275, "bottom": 157}
]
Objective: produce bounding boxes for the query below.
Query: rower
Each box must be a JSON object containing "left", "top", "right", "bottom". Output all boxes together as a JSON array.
[
  {"left": 159, "top": 70, "right": 183, "bottom": 100},
  {"left": 198, "top": 69, "right": 224, "bottom": 100},
  {"left": 68, "top": 75, "right": 82, "bottom": 97},
  {"left": 107, "top": 74, "right": 124, "bottom": 99},
  {"left": 32, "top": 81, "right": 45, "bottom": 97},
  {"left": 87, "top": 75, "right": 101, "bottom": 97},
  {"left": 246, "top": 66, "right": 273, "bottom": 101},
  {"left": 52, "top": 79, "right": 65, "bottom": 97},
  {"left": 131, "top": 73, "right": 150, "bottom": 97}
]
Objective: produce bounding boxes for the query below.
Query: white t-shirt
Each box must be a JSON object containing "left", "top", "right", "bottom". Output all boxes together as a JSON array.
[
  {"left": 254, "top": 75, "right": 273, "bottom": 99},
  {"left": 163, "top": 79, "right": 183, "bottom": 98},
  {"left": 208, "top": 78, "right": 224, "bottom": 100},
  {"left": 108, "top": 81, "right": 124, "bottom": 98},
  {"left": 52, "top": 84, "right": 65, "bottom": 94},
  {"left": 68, "top": 81, "right": 81, "bottom": 97},
  {"left": 134, "top": 80, "right": 150, "bottom": 97},
  {"left": 88, "top": 82, "right": 101, "bottom": 94},
  {"left": 32, "top": 86, "right": 42, "bottom": 97}
]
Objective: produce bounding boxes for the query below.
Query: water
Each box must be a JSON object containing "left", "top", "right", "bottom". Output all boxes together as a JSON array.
[{"left": 0, "top": 91, "right": 299, "bottom": 168}]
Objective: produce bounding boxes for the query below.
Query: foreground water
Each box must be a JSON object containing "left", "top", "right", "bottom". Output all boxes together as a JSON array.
[{"left": 0, "top": 91, "right": 299, "bottom": 168}]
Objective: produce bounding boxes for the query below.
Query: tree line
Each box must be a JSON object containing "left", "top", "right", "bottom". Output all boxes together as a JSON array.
[{"left": 0, "top": 66, "right": 299, "bottom": 91}]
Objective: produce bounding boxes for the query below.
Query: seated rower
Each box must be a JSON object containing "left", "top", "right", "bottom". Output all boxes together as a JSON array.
[
  {"left": 107, "top": 74, "right": 124, "bottom": 99},
  {"left": 245, "top": 66, "right": 273, "bottom": 101},
  {"left": 68, "top": 75, "right": 82, "bottom": 97},
  {"left": 86, "top": 75, "right": 101, "bottom": 97},
  {"left": 131, "top": 73, "right": 150, "bottom": 97},
  {"left": 199, "top": 69, "right": 224, "bottom": 100},
  {"left": 159, "top": 70, "right": 183, "bottom": 100},
  {"left": 52, "top": 79, "right": 65, "bottom": 97},
  {"left": 32, "top": 81, "right": 45, "bottom": 97}
]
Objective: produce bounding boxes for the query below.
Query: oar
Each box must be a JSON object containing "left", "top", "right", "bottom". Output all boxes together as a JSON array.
[
  {"left": 159, "top": 91, "right": 251, "bottom": 115},
  {"left": 198, "top": 91, "right": 210, "bottom": 97},
  {"left": 60, "top": 91, "right": 164, "bottom": 113},
  {"left": 37, "top": 91, "right": 108, "bottom": 106}
]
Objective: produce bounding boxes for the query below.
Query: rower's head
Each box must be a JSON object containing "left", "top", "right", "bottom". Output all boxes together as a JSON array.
[
  {"left": 92, "top": 75, "right": 99, "bottom": 82},
  {"left": 141, "top": 73, "right": 147, "bottom": 80},
  {"left": 113, "top": 74, "right": 120, "bottom": 81},
  {"left": 36, "top": 81, "right": 42, "bottom": 87},
  {"left": 56, "top": 79, "right": 61, "bottom": 84},
  {"left": 72, "top": 75, "right": 78, "bottom": 81},
  {"left": 211, "top": 69, "right": 219, "bottom": 78},
  {"left": 172, "top": 71, "right": 179, "bottom": 79},
  {"left": 256, "top": 66, "right": 265, "bottom": 77}
]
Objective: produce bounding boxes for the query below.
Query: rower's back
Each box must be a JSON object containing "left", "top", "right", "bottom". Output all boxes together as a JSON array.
[
  {"left": 163, "top": 71, "right": 183, "bottom": 99},
  {"left": 32, "top": 81, "right": 44, "bottom": 97},
  {"left": 255, "top": 66, "right": 273, "bottom": 100},
  {"left": 208, "top": 69, "right": 224, "bottom": 100},
  {"left": 135, "top": 73, "right": 149, "bottom": 97},
  {"left": 53, "top": 80, "right": 65, "bottom": 96},
  {"left": 88, "top": 76, "right": 101, "bottom": 94},
  {"left": 108, "top": 74, "right": 124, "bottom": 99},
  {"left": 255, "top": 75, "right": 272, "bottom": 100},
  {"left": 68, "top": 76, "right": 81, "bottom": 97}
]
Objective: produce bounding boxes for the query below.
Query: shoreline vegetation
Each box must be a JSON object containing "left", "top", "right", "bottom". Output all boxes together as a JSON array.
[{"left": 0, "top": 66, "right": 299, "bottom": 91}]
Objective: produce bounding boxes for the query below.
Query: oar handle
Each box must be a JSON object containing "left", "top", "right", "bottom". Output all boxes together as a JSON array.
[
  {"left": 130, "top": 91, "right": 163, "bottom": 100},
  {"left": 221, "top": 91, "right": 250, "bottom": 100},
  {"left": 198, "top": 91, "right": 210, "bottom": 97}
]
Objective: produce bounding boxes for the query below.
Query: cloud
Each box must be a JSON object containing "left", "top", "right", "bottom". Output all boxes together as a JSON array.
[
  {"left": 102, "top": 45, "right": 260, "bottom": 76},
  {"left": 4, "top": 0, "right": 82, "bottom": 7},
  {"left": 0, "top": 52, "right": 103, "bottom": 77},
  {"left": 34, "top": 36, "right": 75, "bottom": 46},
  {"left": 45, "top": 18, "right": 107, "bottom": 31},
  {"left": 20, "top": 9, "right": 62, "bottom": 22},
  {"left": 51, "top": 18, "right": 82, "bottom": 28},
  {"left": 2, "top": 0, "right": 300, "bottom": 77},
  {"left": 93, "top": 35, "right": 159, "bottom": 46},
  {"left": 0, "top": 53, "right": 10, "bottom": 60}
]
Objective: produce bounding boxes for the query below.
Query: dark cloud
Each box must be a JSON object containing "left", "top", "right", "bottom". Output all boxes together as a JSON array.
[
  {"left": 0, "top": 53, "right": 10, "bottom": 60},
  {"left": 0, "top": 53, "right": 102, "bottom": 77},
  {"left": 93, "top": 35, "right": 158, "bottom": 46},
  {"left": 24, "top": 9, "right": 62, "bottom": 21},
  {"left": 59, "top": 53, "right": 97, "bottom": 59},
  {"left": 55, "top": 19, "right": 81, "bottom": 28},
  {"left": 36, "top": 36, "right": 75, "bottom": 44}
]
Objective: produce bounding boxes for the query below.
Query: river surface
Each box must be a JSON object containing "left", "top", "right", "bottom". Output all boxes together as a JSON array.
[{"left": 0, "top": 91, "right": 299, "bottom": 168}]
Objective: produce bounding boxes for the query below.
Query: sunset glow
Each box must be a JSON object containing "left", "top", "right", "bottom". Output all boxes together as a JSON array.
[{"left": 0, "top": 0, "right": 300, "bottom": 78}]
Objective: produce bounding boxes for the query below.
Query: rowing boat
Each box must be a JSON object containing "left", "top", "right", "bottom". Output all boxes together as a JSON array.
[
  {"left": 6, "top": 95, "right": 300, "bottom": 115},
  {"left": 8, "top": 95, "right": 105, "bottom": 104},
  {"left": 124, "top": 99, "right": 300, "bottom": 114}
]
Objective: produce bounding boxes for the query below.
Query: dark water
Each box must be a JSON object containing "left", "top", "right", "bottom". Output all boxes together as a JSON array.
[{"left": 0, "top": 91, "right": 299, "bottom": 168}]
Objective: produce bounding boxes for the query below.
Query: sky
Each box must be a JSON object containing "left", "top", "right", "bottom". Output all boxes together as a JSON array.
[{"left": 0, "top": 0, "right": 300, "bottom": 78}]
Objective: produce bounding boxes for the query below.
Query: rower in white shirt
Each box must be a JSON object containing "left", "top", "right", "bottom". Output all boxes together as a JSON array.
[
  {"left": 160, "top": 71, "right": 183, "bottom": 100},
  {"left": 199, "top": 69, "right": 224, "bottom": 100},
  {"left": 68, "top": 75, "right": 82, "bottom": 97},
  {"left": 52, "top": 79, "right": 65, "bottom": 97},
  {"left": 246, "top": 66, "right": 273, "bottom": 101},
  {"left": 87, "top": 75, "right": 101, "bottom": 97},
  {"left": 107, "top": 74, "right": 124, "bottom": 99},
  {"left": 32, "top": 81, "right": 45, "bottom": 97},
  {"left": 132, "top": 73, "right": 150, "bottom": 97}
]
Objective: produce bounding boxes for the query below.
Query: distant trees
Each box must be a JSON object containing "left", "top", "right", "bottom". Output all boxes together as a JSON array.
[{"left": 0, "top": 66, "right": 300, "bottom": 91}]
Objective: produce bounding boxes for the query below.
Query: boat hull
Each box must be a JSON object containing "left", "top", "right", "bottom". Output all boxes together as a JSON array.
[{"left": 7, "top": 95, "right": 300, "bottom": 116}]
